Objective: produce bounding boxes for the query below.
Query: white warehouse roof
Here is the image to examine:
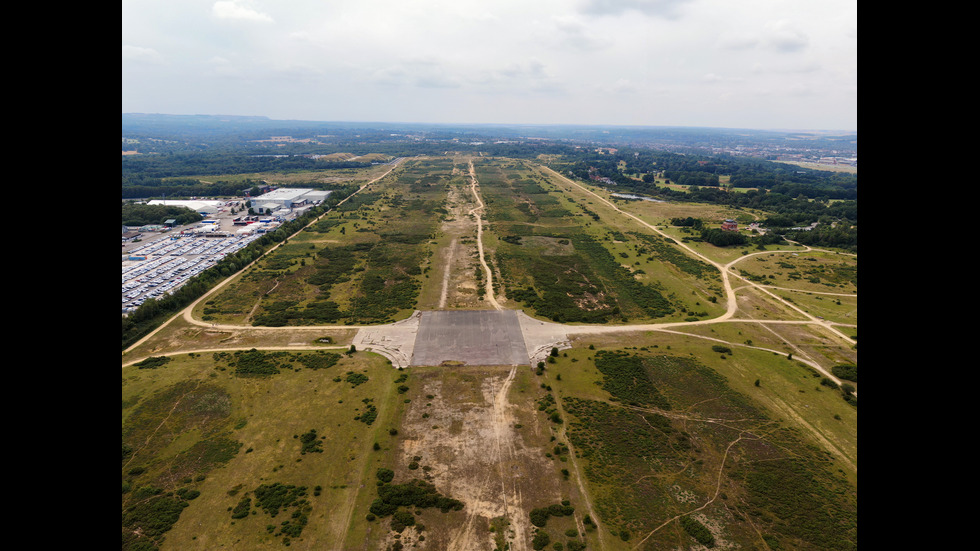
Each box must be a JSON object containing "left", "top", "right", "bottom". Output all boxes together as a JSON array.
[
  {"left": 253, "top": 188, "right": 314, "bottom": 201},
  {"left": 147, "top": 199, "right": 223, "bottom": 213}
]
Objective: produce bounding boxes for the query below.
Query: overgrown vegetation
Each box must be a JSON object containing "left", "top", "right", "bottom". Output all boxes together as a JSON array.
[
  {"left": 832, "top": 363, "right": 857, "bottom": 382},
  {"left": 529, "top": 502, "right": 575, "bottom": 528},
  {"left": 561, "top": 352, "right": 856, "bottom": 549},
  {"left": 298, "top": 429, "right": 323, "bottom": 454},
  {"left": 592, "top": 350, "right": 671, "bottom": 409},
  {"left": 122, "top": 380, "right": 242, "bottom": 550},
  {"left": 228, "top": 483, "right": 314, "bottom": 544},
  {"left": 122, "top": 203, "right": 203, "bottom": 227},
  {"left": 205, "top": 159, "right": 450, "bottom": 327},
  {"left": 368, "top": 473, "right": 464, "bottom": 535}
]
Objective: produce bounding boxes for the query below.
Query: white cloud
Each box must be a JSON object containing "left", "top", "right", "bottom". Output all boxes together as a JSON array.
[
  {"left": 211, "top": 1, "right": 274, "bottom": 23},
  {"left": 764, "top": 20, "right": 809, "bottom": 53},
  {"left": 716, "top": 33, "right": 760, "bottom": 51},
  {"left": 122, "top": 0, "right": 857, "bottom": 130},
  {"left": 598, "top": 78, "right": 639, "bottom": 94},
  {"left": 122, "top": 45, "right": 164, "bottom": 64},
  {"left": 578, "top": 0, "right": 693, "bottom": 19}
]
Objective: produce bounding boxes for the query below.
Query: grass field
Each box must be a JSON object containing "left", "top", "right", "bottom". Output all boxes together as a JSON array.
[{"left": 123, "top": 154, "right": 857, "bottom": 551}]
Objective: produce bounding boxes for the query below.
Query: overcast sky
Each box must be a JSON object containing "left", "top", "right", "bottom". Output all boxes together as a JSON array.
[{"left": 122, "top": 0, "right": 856, "bottom": 131}]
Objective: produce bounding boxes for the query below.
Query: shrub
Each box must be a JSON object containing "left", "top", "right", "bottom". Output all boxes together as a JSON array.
[
  {"left": 529, "top": 508, "right": 550, "bottom": 527},
  {"left": 680, "top": 515, "right": 715, "bottom": 547},
  {"left": 299, "top": 429, "right": 323, "bottom": 454},
  {"left": 346, "top": 372, "right": 369, "bottom": 387},
  {"left": 231, "top": 496, "right": 251, "bottom": 519},
  {"left": 532, "top": 531, "right": 551, "bottom": 550},
  {"left": 831, "top": 364, "right": 857, "bottom": 382},
  {"left": 391, "top": 510, "right": 416, "bottom": 532},
  {"left": 135, "top": 356, "right": 172, "bottom": 370},
  {"left": 122, "top": 494, "right": 190, "bottom": 543}
]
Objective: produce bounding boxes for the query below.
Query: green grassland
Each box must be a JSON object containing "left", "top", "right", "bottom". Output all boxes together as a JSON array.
[
  {"left": 123, "top": 340, "right": 856, "bottom": 550},
  {"left": 477, "top": 159, "right": 726, "bottom": 325},
  {"left": 542, "top": 339, "right": 856, "bottom": 550},
  {"left": 122, "top": 350, "right": 404, "bottom": 550},
  {"left": 202, "top": 158, "right": 453, "bottom": 326},
  {"left": 124, "top": 154, "right": 857, "bottom": 550}
]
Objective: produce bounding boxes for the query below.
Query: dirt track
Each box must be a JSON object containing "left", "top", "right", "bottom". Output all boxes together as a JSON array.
[
  {"left": 122, "top": 156, "right": 857, "bottom": 550},
  {"left": 396, "top": 365, "right": 556, "bottom": 551}
]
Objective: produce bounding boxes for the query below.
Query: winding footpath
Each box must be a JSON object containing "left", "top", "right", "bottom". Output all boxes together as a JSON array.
[
  {"left": 122, "top": 158, "right": 857, "bottom": 550},
  {"left": 537, "top": 166, "right": 856, "bottom": 382}
]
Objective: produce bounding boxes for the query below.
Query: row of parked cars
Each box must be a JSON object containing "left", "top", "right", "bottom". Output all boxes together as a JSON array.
[{"left": 122, "top": 233, "right": 261, "bottom": 312}]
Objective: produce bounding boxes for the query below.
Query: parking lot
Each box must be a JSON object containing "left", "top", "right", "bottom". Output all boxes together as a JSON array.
[
  {"left": 121, "top": 203, "right": 281, "bottom": 314},
  {"left": 121, "top": 232, "right": 262, "bottom": 312}
]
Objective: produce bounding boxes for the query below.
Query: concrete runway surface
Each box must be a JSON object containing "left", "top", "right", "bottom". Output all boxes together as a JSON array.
[{"left": 352, "top": 310, "right": 570, "bottom": 368}]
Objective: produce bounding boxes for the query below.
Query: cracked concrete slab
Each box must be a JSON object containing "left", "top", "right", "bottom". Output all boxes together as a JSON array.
[
  {"left": 351, "top": 310, "right": 569, "bottom": 368},
  {"left": 411, "top": 310, "right": 528, "bottom": 367}
]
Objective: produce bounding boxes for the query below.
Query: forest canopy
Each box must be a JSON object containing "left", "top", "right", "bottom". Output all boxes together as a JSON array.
[{"left": 122, "top": 203, "right": 203, "bottom": 227}]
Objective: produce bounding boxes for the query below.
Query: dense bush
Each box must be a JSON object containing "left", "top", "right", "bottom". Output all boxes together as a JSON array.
[
  {"left": 529, "top": 502, "right": 575, "bottom": 528},
  {"left": 228, "top": 348, "right": 282, "bottom": 376},
  {"left": 700, "top": 228, "right": 748, "bottom": 247},
  {"left": 230, "top": 495, "right": 251, "bottom": 519},
  {"left": 135, "top": 356, "right": 172, "bottom": 370},
  {"left": 252, "top": 483, "right": 308, "bottom": 517},
  {"left": 298, "top": 429, "right": 323, "bottom": 454},
  {"left": 531, "top": 530, "right": 551, "bottom": 549},
  {"left": 296, "top": 351, "right": 341, "bottom": 370},
  {"left": 122, "top": 494, "right": 190, "bottom": 549},
  {"left": 742, "top": 459, "right": 857, "bottom": 549},
  {"left": 345, "top": 372, "right": 369, "bottom": 387},
  {"left": 593, "top": 350, "right": 671, "bottom": 409},
  {"left": 831, "top": 364, "right": 857, "bottom": 382},
  {"left": 680, "top": 515, "right": 715, "bottom": 547},
  {"left": 370, "top": 479, "right": 464, "bottom": 518}
]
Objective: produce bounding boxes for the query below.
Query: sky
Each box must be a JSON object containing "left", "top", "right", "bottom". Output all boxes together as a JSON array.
[{"left": 122, "top": 0, "right": 856, "bottom": 131}]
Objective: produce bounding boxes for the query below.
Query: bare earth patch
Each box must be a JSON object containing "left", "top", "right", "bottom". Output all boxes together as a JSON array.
[{"left": 393, "top": 366, "right": 563, "bottom": 551}]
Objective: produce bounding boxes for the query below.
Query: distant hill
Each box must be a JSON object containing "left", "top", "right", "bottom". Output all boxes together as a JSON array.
[{"left": 122, "top": 113, "right": 856, "bottom": 154}]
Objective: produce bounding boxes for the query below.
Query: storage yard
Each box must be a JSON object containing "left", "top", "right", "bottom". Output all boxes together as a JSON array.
[
  {"left": 121, "top": 232, "right": 261, "bottom": 312},
  {"left": 121, "top": 199, "right": 281, "bottom": 314},
  {"left": 121, "top": 189, "right": 333, "bottom": 314}
]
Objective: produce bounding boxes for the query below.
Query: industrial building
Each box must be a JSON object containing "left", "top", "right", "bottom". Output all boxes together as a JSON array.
[
  {"left": 146, "top": 199, "right": 225, "bottom": 215},
  {"left": 249, "top": 188, "right": 332, "bottom": 214}
]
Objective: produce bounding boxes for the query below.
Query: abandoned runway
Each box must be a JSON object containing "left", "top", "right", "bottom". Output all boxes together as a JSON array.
[{"left": 352, "top": 310, "right": 570, "bottom": 368}]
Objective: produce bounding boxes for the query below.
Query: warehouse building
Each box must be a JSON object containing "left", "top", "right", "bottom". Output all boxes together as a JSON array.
[
  {"left": 249, "top": 188, "right": 332, "bottom": 214},
  {"left": 146, "top": 199, "right": 224, "bottom": 215}
]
